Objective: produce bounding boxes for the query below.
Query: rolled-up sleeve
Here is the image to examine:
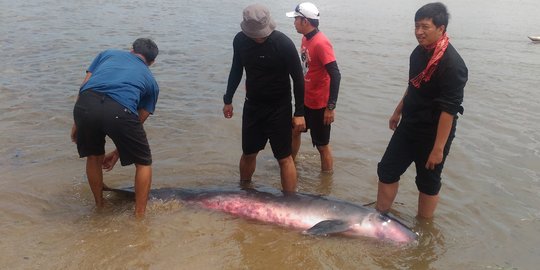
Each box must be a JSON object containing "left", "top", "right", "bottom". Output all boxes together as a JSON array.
[{"left": 435, "top": 61, "right": 468, "bottom": 115}]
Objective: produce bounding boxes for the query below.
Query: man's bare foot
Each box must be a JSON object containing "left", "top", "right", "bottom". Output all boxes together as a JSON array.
[
  {"left": 95, "top": 199, "right": 105, "bottom": 208},
  {"left": 135, "top": 212, "right": 144, "bottom": 219},
  {"left": 239, "top": 180, "right": 253, "bottom": 189},
  {"left": 321, "top": 169, "right": 334, "bottom": 174}
]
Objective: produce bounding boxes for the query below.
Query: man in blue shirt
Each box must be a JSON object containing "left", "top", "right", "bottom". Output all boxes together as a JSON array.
[{"left": 71, "top": 38, "right": 159, "bottom": 217}]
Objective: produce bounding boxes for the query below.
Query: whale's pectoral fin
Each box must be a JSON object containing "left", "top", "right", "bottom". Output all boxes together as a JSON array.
[{"left": 305, "top": 220, "right": 351, "bottom": 236}]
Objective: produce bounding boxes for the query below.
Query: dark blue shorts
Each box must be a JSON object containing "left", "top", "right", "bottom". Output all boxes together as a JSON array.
[
  {"left": 304, "top": 107, "right": 331, "bottom": 147},
  {"left": 73, "top": 90, "right": 152, "bottom": 166},
  {"left": 242, "top": 100, "right": 292, "bottom": 160},
  {"left": 377, "top": 125, "right": 454, "bottom": 195}
]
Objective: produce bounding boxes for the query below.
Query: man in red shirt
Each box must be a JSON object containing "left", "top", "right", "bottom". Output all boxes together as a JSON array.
[{"left": 287, "top": 2, "right": 341, "bottom": 172}]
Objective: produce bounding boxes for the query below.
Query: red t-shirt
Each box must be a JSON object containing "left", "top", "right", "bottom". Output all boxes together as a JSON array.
[{"left": 301, "top": 32, "right": 336, "bottom": 109}]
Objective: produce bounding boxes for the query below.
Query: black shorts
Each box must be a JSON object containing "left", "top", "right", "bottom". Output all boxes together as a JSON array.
[
  {"left": 73, "top": 90, "right": 152, "bottom": 166},
  {"left": 242, "top": 100, "right": 292, "bottom": 160},
  {"left": 377, "top": 125, "right": 454, "bottom": 195},
  {"left": 304, "top": 107, "right": 331, "bottom": 146}
]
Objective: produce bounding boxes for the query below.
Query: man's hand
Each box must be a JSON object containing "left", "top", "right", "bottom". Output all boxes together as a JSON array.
[
  {"left": 71, "top": 124, "right": 77, "bottom": 143},
  {"left": 425, "top": 148, "right": 444, "bottom": 170},
  {"left": 223, "top": 104, "right": 233, "bottom": 118},
  {"left": 389, "top": 112, "right": 401, "bottom": 131},
  {"left": 324, "top": 109, "right": 335, "bottom": 125},
  {"left": 425, "top": 111, "right": 454, "bottom": 170},
  {"left": 102, "top": 150, "right": 120, "bottom": 172},
  {"left": 292, "top": 116, "right": 306, "bottom": 132}
]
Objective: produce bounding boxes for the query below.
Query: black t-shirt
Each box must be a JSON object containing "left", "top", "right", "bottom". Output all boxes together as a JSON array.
[{"left": 401, "top": 43, "right": 468, "bottom": 135}]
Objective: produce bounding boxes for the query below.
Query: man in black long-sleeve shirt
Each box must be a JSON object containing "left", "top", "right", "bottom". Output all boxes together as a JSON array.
[
  {"left": 222, "top": 4, "right": 305, "bottom": 192},
  {"left": 376, "top": 3, "right": 468, "bottom": 219}
]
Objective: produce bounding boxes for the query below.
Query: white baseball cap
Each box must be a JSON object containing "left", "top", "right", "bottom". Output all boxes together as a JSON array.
[{"left": 286, "top": 2, "right": 320, "bottom": 20}]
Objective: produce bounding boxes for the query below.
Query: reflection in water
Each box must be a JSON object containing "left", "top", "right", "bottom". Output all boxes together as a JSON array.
[
  {"left": 230, "top": 224, "right": 372, "bottom": 269},
  {"left": 231, "top": 226, "right": 310, "bottom": 269},
  {"left": 69, "top": 210, "right": 153, "bottom": 269},
  {"left": 295, "top": 152, "right": 335, "bottom": 195},
  {"left": 316, "top": 171, "right": 334, "bottom": 195},
  {"left": 408, "top": 219, "right": 446, "bottom": 270}
]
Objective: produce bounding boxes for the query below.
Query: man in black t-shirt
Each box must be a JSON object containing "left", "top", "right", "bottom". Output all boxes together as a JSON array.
[
  {"left": 376, "top": 2, "right": 468, "bottom": 219},
  {"left": 222, "top": 4, "right": 305, "bottom": 192}
]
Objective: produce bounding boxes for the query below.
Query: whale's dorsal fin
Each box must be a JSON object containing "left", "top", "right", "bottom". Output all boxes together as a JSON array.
[{"left": 305, "top": 219, "right": 350, "bottom": 236}]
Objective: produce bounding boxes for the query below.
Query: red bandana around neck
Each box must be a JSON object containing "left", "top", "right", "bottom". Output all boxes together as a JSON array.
[{"left": 410, "top": 32, "right": 449, "bottom": 88}]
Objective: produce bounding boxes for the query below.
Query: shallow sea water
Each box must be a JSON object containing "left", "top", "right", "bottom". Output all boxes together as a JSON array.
[{"left": 1, "top": 0, "right": 539, "bottom": 269}]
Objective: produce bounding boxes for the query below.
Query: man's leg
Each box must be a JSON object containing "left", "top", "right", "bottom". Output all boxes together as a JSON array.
[
  {"left": 86, "top": 155, "right": 105, "bottom": 207},
  {"left": 277, "top": 155, "right": 297, "bottom": 192},
  {"left": 316, "top": 144, "right": 333, "bottom": 172},
  {"left": 134, "top": 164, "right": 152, "bottom": 217},
  {"left": 417, "top": 192, "right": 439, "bottom": 219},
  {"left": 291, "top": 130, "right": 301, "bottom": 161},
  {"left": 240, "top": 153, "right": 257, "bottom": 181},
  {"left": 376, "top": 181, "right": 399, "bottom": 213}
]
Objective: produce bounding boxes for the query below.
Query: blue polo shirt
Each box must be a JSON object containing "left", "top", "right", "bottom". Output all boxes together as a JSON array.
[{"left": 80, "top": 50, "right": 159, "bottom": 115}]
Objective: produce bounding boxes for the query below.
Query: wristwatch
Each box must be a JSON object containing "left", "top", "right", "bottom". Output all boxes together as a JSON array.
[{"left": 327, "top": 103, "right": 336, "bottom": 110}]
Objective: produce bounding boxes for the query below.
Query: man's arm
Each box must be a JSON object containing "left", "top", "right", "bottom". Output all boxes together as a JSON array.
[
  {"left": 289, "top": 47, "right": 306, "bottom": 130},
  {"left": 223, "top": 37, "right": 243, "bottom": 119},
  {"left": 280, "top": 33, "right": 305, "bottom": 116},
  {"left": 282, "top": 35, "right": 306, "bottom": 130},
  {"left": 223, "top": 36, "right": 243, "bottom": 105},
  {"left": 138, "top": 109, "right": 151, "bottom": 124},
  {"left": 223, "top": 60, "right": 243, "bottom": 105},
  {"left": 102, "top": 108, "right": 151, "bottom": 172},
  {"left": 325, "top": 61, "right": 341, "bottom": 109},
  {"left": 425, "top": 111, "right": 453, "bottom": 170},
  {"left": 222, "top": 57, "right": 242, "bottom": 118},
  {"left": 81, "top": 71, "right": 92, "bottom": 86},
  {"left": 287, "top": 43, "right": 305, "bottom": 117},
  {"left": 425, "top": 55, "right": 468, "bottom": 170},
  {"left": 389, "top": 88, "right": 408, "bottom": 131},
  {"left": 323, "top": 61, "right": 341, "bottom": 125}
]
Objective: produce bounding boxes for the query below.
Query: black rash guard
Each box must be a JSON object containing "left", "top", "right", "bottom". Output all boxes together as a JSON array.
[{"left": 224, "top": 30, "right": 305, "bottom": 116}]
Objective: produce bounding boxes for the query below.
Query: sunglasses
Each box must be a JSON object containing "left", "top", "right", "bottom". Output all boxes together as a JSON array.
[{"left": 295, "top": 5, "right": 307, "bottom": 18}]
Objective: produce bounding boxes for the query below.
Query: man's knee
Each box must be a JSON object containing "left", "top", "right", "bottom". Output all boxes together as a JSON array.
[
  {"left": 277, "top": 155, "right": 294, "bottom": 165},
  {"left": 316, "top": 144, "right": 330, "bottom": 153},
  {"left": 241, "top": 152, "right": 258, "bottom": 162},
  {"left": 415, "top": 171, "right": 442, "bottom": 195},
  {"left": 415, "top": 180, "right": 441, "bottom": 195}
]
